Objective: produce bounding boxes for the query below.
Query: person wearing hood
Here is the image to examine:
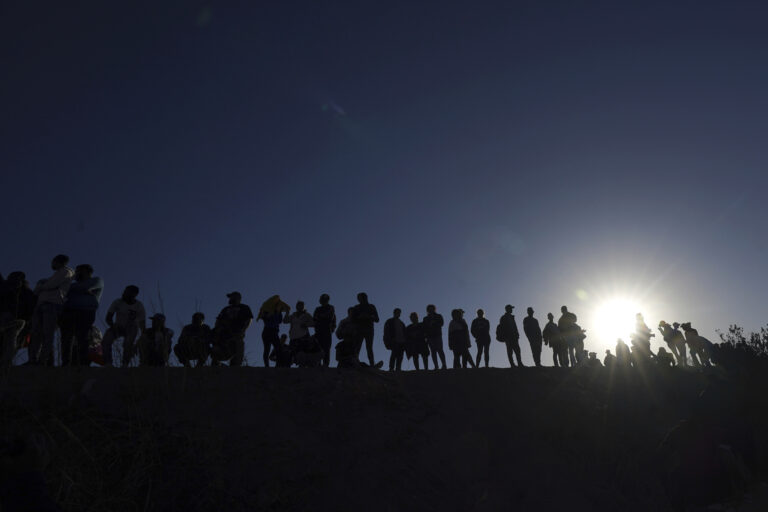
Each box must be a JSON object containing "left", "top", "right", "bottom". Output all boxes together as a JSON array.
[
  {"left": 497, "top": 304, "right": 523, "bottom": 368},
  {"left": 59, "top": 264, "right": 103, "bottom": 366},
  {"left": 28, "top": 254, "right": 74, "bottom": 365},
  {"left": 448, "top": 309, "right": 476, "bottom": 369}
]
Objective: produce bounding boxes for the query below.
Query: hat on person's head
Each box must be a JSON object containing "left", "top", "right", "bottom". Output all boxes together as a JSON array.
[
  {"left": 149, "top": 313, "right": 166, "bottom": 321},
  {"left": 227, "top": 291, "right": 242, "bottom": 299}
]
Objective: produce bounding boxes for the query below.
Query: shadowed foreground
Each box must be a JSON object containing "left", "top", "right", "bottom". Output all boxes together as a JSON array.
[{"left": 2, "top": 367, "right": 768, "bottom": 511}]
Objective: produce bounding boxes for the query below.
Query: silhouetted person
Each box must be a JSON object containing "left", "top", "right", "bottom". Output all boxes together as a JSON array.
[
  {"left": 543, "top": 312, "right": 565, "bottom": 367},
  {"left": 680, "top": 322, "right": 712, "bottom": 367},
  {"left": 603, "top": 349, "right": 616, "bottom": 369},
  {"left": 284, "top": 301, "right": 314, "bottom": 349},
  {"left": 523, "top": 307, "right": 543, "bottom": 367},
  {"left": 497, "top": 305, "right": 522, "bottom": 367},
  {"left": 573, "top": 324, "right": 587, "bottom": 365},
  {"left": 293, "top": 334, "right": 323, "bottom": 367},
  {"left": 558, "top": 305, "right": 578, "bottom": 367},
  {"left": 0, "top": 272, "right": 36, "bottom": 369},
  {"left": 615, "top": 338, "right": 630, "bottom": 367},
  {"left": 670, "top": 322, "right": 688, "bottom": 366},
  {"left": 271, "top": 334, "right": 293, "bottom": 367},
  {"left": 336, "top": 307, "right": 361, "bottom": 368},
  {"left": 423, "top": 305, "right": 447, "bottom": 370},
  {"left": 351, "top": 292, "right": 379, "bottom": 367},
  {"left": 257, "top": 295, "right": 289, "bottom": 367},
  {"left": 102, "top": 285, "right": 146, "bottom": 367},
  {"left": 29, "top": 254, "right": 74, "bottom": 365},
  {"left": 138, "top": 313, "right": 173, "bottom": 366},
  {"left": 313, "top": 294, "right": 336, "bottom": 367},
  {"left": 658, "top": 321, "right": 684, "bottom": 366},
  {"left": 405, "top": 312, "right": 429, "bottom": 370},
  {"left": 656, "top": 346, "right": 675, "bottom": 367},
  {"left": 384, "top": 308, "right": 407, "bottom": 371},
  {"left": 59, "top": 264, "right": 103, "bottom": 366},
  {"left": 586, "top": 351, "right": 602, "bottom": 368},
  {"left": 448, "top": 309, "right": 476, "bottom": 369},
  {"left": 211, "top": 292, "right": 253, "bottom": 366},
  {"left": 471, "top": 309, "right": 491, "bottom": 368},
  {"left": 174, "top": 312, "right": 212, "bottom": 367},
  {"left": 630, "top": 312, "right": 654, "bottom": 363}
]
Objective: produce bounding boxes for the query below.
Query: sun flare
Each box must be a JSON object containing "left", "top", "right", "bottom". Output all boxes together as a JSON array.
[{"left": 592, "top": 297, "right": 643, "bottom": 346}]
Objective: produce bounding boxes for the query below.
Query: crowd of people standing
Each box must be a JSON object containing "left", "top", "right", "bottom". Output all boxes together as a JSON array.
[{"left": 0, "top": 254, "right": 717, "bottom": 370}]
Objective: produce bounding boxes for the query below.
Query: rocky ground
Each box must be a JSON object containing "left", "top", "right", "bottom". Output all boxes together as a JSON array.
[{"left": 2, "top": 365, "right": 767, "bottom": 511}]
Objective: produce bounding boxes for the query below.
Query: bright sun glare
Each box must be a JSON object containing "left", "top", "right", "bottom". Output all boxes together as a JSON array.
[{"left": 592, "top": 297, "right": 643, "bottom": 346}]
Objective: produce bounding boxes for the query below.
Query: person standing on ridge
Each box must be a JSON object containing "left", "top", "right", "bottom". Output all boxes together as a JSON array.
[
  {"left": 471, "top": 309, "right": 491, "bottom": 368},
  {"left": 558, "top": 305, "right": 578, "bottom": 366},
  {"left": 29, "top": 254, "right": 74, "bottom": 365},
  {"left": 383, "top": 308, "right": 407, "bottom": 371},
  {"left": 313, "top": 294, "right": 336, "bottom": 367},
  {"left": 257, "top": 295, "right": 290, "bottom": 367},
  {"left": 523, "top": 307, "right": 543, "bottom": 367},
  {"left": 211, "top": 291, "right": 253, "bottom": 366},
  {"left": 542, "top": 312, "right": 564, "bottom": 367},
  {"left": 102, "top": 285, "right": 146, "bottom": 367},
  {"left": 423, "top": 304, "right": 447, "bottom": 370},
  {"left": 351, "top": 292, "right": 379, "bottom": 367},
  {"left": 497, "top": 305, "right": 523, "bottom": 367},
  {"left": 448, "top": 309, "right": 477, "bottom": 369},
  {"left": 59, "top": 264, "right": 103, "bottom": 366},
  {"left": 405, "top": 312, "right": 429, "bottom": 370}
]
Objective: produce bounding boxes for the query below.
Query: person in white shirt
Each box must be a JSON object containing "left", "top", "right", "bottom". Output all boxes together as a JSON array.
[
  {"left": 28, "top": 254, "right": 74, "bottom": 365},
  {"left": 102, "top": 285, "right": 146, "bottom": 367},
  {"left": 283, "top": 301, "right": 314, "bottom": 346}
]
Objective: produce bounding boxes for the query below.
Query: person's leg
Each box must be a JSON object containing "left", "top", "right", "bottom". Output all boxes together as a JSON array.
[
  {"left": 395, "top": 345, "right": 404, "bottom": 371},
  {"left": 38, "top": 303, "right": 61, "bottom": 366},
  {"left": 27, "top": 305, "right": 45, "bottom": 364},
  {"left": 261, "top": 329, "right": 273, "bottom": 367},
  {"left": 475, "top": 343, "right": 482, "bottom": 367},
  {"left": 123, "top": 325, "right": 139, "bottom": 367},
  {"left": 678, "top": 342, "right": 687, "bottom": 366},
  {"left": 513, "top": 342, "right": 523, "bottom": 367},
  {"left": 428, "top": 338, "right": 439, "bottom": 369},
  {"left": 568, "top": 338, "right": 577, "bottom": 366},
  {"left": 318, "top": 331, "right": 332, "bottom": 368},
  {"left": 436, "top": 340, "right": 447, "bottom": 369},
  {"left": 101, "top": 327, "right": 116, "bottom": 366},
  {"left": 464, "top": 348, "right": 477, "bottom": 368},
  {"left": 505, "top": 341, "right": 516, "bottom": 367},
  {"left": 59, "top": 310, "right": 75, "bottom": 366},
  {"left": 452, "top": 350, "right": 460, "bottom": 369},
  {"left": 74, "top": 310, "right": 95, "bottom": 366},
  {"left": 389, "top": 349, "right": 396, "bottom": 371},
  {"left": 363, "top": 330, "right": 375, "bottom": 367},
  {"left": 231, "top": 335, "right": 245, "bottom": 366},
  {"left": 531, "top": 341, "right": 541, "bottom": 367},
  {"left": 1, "top": 320, "right": 24, "bottom": 369},
  {"left": 421, "top": 353, "right": 429, "bottom": 370}
]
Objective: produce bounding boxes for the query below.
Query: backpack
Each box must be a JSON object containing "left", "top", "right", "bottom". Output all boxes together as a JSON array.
[{"left": 495, "top": 323, "right": 503, "bottom": 342}]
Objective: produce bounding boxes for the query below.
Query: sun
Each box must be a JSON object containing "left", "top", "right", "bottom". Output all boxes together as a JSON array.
[{"left": 591, "top": 297, "right": 643, "bottom": 346}]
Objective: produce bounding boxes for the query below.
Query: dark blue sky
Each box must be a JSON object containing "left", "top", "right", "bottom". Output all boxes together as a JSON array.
[{"left": 2, "top": 1, "right": 766, "bottom": 365}]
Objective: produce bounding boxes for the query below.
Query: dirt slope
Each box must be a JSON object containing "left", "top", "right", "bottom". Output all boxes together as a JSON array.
[{"left": 2, "top": 366, "right": 767, "bottom": 511}]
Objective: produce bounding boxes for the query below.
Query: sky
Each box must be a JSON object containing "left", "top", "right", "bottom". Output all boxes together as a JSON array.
[{"left": 2, "top": 0, "right": 767, "bottom": 366}]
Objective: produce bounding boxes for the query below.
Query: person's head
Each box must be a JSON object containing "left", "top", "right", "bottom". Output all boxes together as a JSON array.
[
  {"left": 561, "top": 305, "right": 568, "bottom": 313},
  {"left": 357, "top": 292, "right": 368, "bottom": 304},
  {"left": 589, "top": 352, "right": 597, "bottom": 360},
  {"left": 605, "top": 349, "right": 612, "bottom": 355},
  {"left": 393, "top": 308, "right": 401, "bottom": 318},
  {"left": 149, "top": 313, "right": 165, "bottom": 328},
  {"left": 296, "top": 301, "right": 305, "bottom": 312},
  {"left": 122, "top": 285, "right": 139, "bottom": 303},
  {"left": 527, "top": 307, "right": 534, "bottom": 316},
  {"left": 347, "top": 307, "right": 354, "bottom": 316},
  {"left": 451, "top": 309, "right": 463, "bottom": 320},
  {"left": 319, "top": 293, "right": 330, "bottom": 305},
  {"left": 547, "top": 312, "right": 554, "bottom": 321},
  {"left": 409, "top": 312, "right": 418, "bottom": 324},
  {"left": 672, "top": 322, "right": 680, "bottom": 329},
  {"left": 476, "top": 309, "right": 484, "bottom": 318},
  {"left": 505, "top": 304, "right": 514, "bottom": 314},
  {"left": 192, "top": 312, "right": 205, "bottom": 326},
  {"left": 227, "top": 291, "right": 242, "bottom": 305},
  {"left": 659, "top": 320, "right": 668, "bottom": 328},
  {"left": 426, "top": 304, "right": 436, "bottom": 314},
  {"left": 74, "top": 264, "right": 93, "bottom": 281},
  {"left": 6, "top": 271, "right": 25, "bottom": 289},
  {"left": 51, "top": 254, "right": 69, "bottom": 270}
]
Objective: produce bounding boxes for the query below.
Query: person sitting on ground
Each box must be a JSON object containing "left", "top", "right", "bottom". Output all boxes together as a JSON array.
[
  {"left": 470, "top": 309, "right": 491, "bottom": 368},
  {"left": 335, "top": 307, "right": 361, "bottom": 368},
  {"left": 211, "top": 292, "right": 253, "bottom": 366},
  {"left": 523, "top": 307, "right": 543, "bottom": 367},
  {"left": 102, "top": 285, "right": 146, "bottom": 367},
  {"left": 174, "top": 312, "right": 212, "bottom": 367},
  {"left": 0, "top": 272, "right": 36, "bottom": 369},
  {"left": 29, "top": 254, "right": 74, "bottom": 365},
  {"left": 293, "top": 335, "right": 323, "bottom": 368},
  {"left": 283, "top": 301, "right": 314, "bottom": 349},
  {"left": 257, "top": 295, "right": 290, "bottom": 368},
  {"left": 270, "top": 334, "right": 293, "bottom": 367},
  {"left": 138, "top": 313, "right": 173, "bottom": 367},
  {"left": 313, "top": 294, "right": 336, "bottom": 368},
  {"left": 423, "top": 305, "right": 447, "bottom": 370},
  {"left": 604, "top": 349, "right": 616, "bottom": 369},
  {"left": 383, "top": 308, "right": 407, "bottom": 371},
  {"left": 405, "top": 312, "right": 429, "bottom": 370},
  {"left": 586, "top": 351, "right": 603, "bottom": 368},
  {"left": 656, "top": 346, "right": 676, "bottom": 367},
  {"left": 59, "top": 264, "right": 103, "bottom": 366},
  {"left": 448, "top": 309, "right": 477, "bottom": 369},
  {"left": 497, "top": 305, "right": 523, "bottom": 368}
]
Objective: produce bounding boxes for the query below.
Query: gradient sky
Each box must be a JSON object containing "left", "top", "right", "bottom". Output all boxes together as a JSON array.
[{"left": 2, "top": 1, "right": 767, "bottom": 366}]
